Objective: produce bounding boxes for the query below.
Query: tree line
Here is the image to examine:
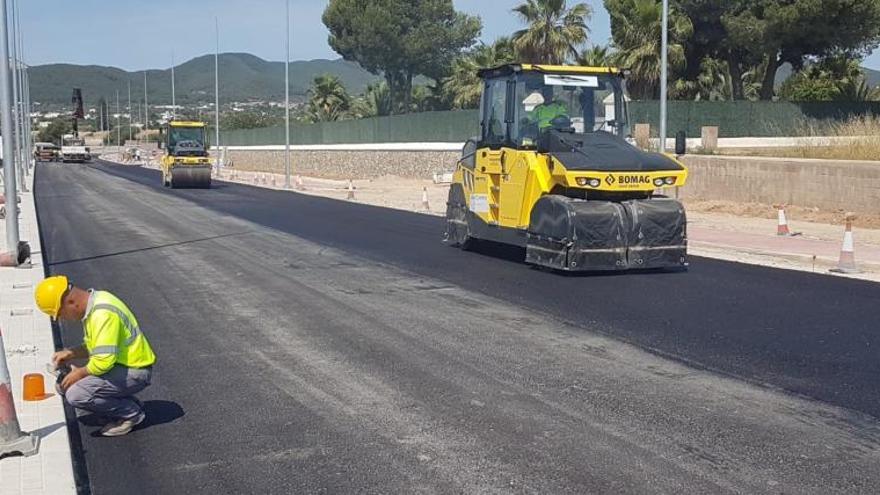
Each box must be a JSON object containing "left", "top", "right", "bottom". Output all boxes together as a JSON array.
[{"left": 300, "top": 0, "right": 880, "bottom": 122}]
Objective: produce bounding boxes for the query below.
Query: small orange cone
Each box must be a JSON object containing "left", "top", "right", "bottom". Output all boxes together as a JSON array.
[
  {"left": 346, "top": 179, "right": 355, "bottom": 200},
  {"left": 421, "top": 187, "right": 430, "bottom": 211},
  {"left": 830, "top": 213, "right": 861, "bottom": 274},
  {"left": 774, "top": 204, "right": 801, "bottom": 236},
  {"left": 23, "top": 373, "right": 48, "bottom": 401}
]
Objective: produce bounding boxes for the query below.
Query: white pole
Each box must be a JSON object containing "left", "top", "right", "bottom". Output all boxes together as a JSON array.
[
  {"left": 144, "top": 71, "right": 149, "bottom": 144},
  {"left": 116, "top": 89, "right": 120, "bottom": 149},
  {"left": 127, "top": 79, "right": 132, "bottom": 142},
  {"left": 214, "top": 17, "right": 220, "bottom": 171},
  {"left": 1, "top": 0, "right": 20, "bottom": 261},
  {"left": 0, "top": 0, "right": 38, "bottom": 444},
  {"left": 284, "top": 0, "right": 291, "bottom": 188},
  {"left": 659, "top": 0, "right": 668, "bottom": 153},
  {"left": 14, "top": 0, "right": 28, "bottom": 175},
  {"left": 22, "top": 66, "right": 30, "bottom": 170},
  {"left": 8, "top": 0, "right": 23, "bottom": 190},
  {"left": 170, "top": 51, "right": 176, "bottom": 120}
]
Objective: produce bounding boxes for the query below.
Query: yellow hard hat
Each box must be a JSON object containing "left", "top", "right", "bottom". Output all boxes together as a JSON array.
[{"left": 34, "top": 275, "right": 69, "bottom": 319}]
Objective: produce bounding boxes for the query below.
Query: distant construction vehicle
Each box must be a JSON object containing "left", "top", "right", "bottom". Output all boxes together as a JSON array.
[
  {"left": 61, "top": 134, "right": 89, "bottom": 163},
  {"left": 445, "top": 64, "right": 689, "bottom": 272},
  {"left": 60, "top": 88, "right": 90, "bottom": 163},
  {"left": 34, "top": 142, "right": 60, "bottom": 162},
  {"left": 160, "top": 120, "right": 212, "bottom": 188}
]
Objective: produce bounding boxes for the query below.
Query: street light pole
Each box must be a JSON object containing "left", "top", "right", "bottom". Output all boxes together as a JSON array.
[
  {"left": 127, "top": 79, "right": 132, "bottom": 142},
  {"left": 659, "top": 0, "right": 669, "bottom": 153},
  {"left": 116, "top": 89, "right": 120, "bottom": 150},
  {"left": 171, "top": 51, "right": 176, "bottom": 120},
  {"left": 214, "top": 17, "right": 221, "bottom": 172},
  {"left": 144, "top": 71, "right": 149, "bottom": 144},
  {"left": 0, "top": 0, "right": 19, "bottom": 261},
  {"left": 8, "top": 0, "right": 23, "bottom": 191},
  {"left": 284, "top": 0, "right": 291, "bottom": 188},
  {"left": 14, "top": 0, "right": 28, "bottom": 177},
  {"left": 0, "top": 0, "right": 40, "bottom": 458}
]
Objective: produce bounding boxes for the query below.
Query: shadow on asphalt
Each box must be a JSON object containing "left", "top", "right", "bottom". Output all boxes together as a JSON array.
[{"left": 81, "top": 400, "right": 185, "bottom": 437}]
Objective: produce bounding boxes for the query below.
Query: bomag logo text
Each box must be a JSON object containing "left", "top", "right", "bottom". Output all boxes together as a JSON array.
[{"left": 617, "top": 175, "right": 651, "bottom": 185}]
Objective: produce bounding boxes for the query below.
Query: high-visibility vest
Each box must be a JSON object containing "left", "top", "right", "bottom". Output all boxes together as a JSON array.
[
  {"left": 82, "top": 290, "right": 156, "bottom": 376},
  {"left": 532, "top": 101, "right": 569, "bottom": 130}
]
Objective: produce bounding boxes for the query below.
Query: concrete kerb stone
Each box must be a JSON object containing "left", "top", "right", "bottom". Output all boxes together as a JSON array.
[{"left": 0, "top": 172, "right": 77, "bottom": 494}]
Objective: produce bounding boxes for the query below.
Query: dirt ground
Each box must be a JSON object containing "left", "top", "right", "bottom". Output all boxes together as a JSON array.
[{"left": 685, "top": 199, "right": 880, "bottom": 231}]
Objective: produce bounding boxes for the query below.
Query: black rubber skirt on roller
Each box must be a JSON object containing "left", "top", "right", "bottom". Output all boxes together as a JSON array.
[{"left": 525, "top": 195, "right": 687, "bottom": 271}]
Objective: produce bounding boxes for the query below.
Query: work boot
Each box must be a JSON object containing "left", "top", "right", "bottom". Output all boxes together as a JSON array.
[{"left": 99, "top": 411, "right": 146, "bottom": 437}]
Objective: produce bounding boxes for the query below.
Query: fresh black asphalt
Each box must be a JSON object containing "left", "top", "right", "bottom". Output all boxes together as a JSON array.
[{"left": 33, "top": 160, "right": 880, "bottom": 493}]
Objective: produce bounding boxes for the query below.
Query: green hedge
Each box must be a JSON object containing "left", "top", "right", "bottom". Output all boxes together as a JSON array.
[
  {"left": 220, "top": 102, "right": 880, "bottom": 145},
  {"left": 221, "top": 110, "right": 479, "bottom": 146}
]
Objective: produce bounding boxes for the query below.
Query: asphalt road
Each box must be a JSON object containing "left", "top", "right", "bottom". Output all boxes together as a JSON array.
[{"left": 34, "top": 160, "right": 880, "bottom": 494}]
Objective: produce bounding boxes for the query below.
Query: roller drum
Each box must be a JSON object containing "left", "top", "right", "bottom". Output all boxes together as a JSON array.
[{"left": 170, "top": 166, "right": 212, "bottom": 189}]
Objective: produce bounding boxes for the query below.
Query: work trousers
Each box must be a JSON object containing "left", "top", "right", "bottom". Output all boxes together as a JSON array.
[{"left": 63, "top": 365, "right": 152, "bottom": 420}]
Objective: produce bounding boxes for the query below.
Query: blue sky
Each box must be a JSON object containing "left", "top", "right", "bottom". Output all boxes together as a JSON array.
[{"left": 18, "top": 0, "right": 880, "bottom": 71}]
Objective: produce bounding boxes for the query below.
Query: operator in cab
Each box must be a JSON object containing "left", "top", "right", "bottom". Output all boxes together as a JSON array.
[{"left": 530, "top": 87, "right": 570, "bottom": 131}]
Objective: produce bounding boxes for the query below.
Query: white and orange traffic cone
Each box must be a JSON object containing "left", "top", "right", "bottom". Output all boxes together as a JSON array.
[
  {"left": 421, "top": 187, "right": 430, "bottom": 211},
  {"left": 830, "top": 213, "right": 861, "bottom": 274},
  {"left": 346, "top": 179, "right": 355, "bottom": 200},
  {"left": 774, "top": 204, "right": 801, "bottom": 236}
]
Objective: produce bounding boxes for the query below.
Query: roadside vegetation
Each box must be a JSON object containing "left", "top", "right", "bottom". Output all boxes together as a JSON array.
[
  {"left": 718, "top": 116, "right": 880, "bottom": 161},
  {"left": 298, "top": 0, "right": 880, "bottom": 123},
  {"left": 797, "top": 116, "right": 880, "bottom": 161}
]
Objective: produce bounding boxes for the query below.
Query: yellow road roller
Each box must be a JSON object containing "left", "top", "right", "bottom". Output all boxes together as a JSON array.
[
  {"left": 160, "top": 120, "right": 212, "bottom": 188},
  {"left": 445, "top": 64, "right": 689, "bottom": 271}
]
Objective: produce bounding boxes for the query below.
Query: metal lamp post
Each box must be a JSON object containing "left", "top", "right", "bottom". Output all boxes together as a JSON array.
[
  {"left": 284, "top": 0, "right": 291, "bottom": 188},
  {"left": 659, "top": 0, "right": 669, "bottom": 153},
  {"left": 214, "top": 17, "right": 221, "bottom": 172},
  {"left": 0, "top": 0, "right": 39, "bottom": 457}
]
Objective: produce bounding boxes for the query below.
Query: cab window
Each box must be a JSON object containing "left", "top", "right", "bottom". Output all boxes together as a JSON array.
[{"left": 482, "top": 78, "right": 508, "bottom": 147}]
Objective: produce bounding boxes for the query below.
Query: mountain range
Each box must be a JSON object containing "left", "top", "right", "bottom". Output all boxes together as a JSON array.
[
  {"left": 27, "top": 53, "right": 880, "bottom": 109},
  {"left": 29, "top": 53, "right": 382, "bottom": 108}
]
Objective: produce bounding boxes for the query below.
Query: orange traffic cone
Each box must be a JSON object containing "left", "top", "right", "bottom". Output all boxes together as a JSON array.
[
  {"left": 23, "top": 374, "right": 48, "bottom": 401},
  {"left": 774, "top": 204, "right": 801, "bottom": 236},
  {"left": 830, "top": 213, "right": 861, "bottom": 274},
  {"left": 421, "top": 187, "right": 430, "bottom": 211},
  {"left": 346, "top": 179, "right": 355, "bottom": 200}
]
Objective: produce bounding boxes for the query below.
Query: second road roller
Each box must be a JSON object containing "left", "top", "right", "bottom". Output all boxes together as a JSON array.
[{"left": 160, "top": 120, "right": 213, "bottom": 188}]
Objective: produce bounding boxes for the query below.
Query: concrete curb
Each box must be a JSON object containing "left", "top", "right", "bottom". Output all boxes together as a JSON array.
[{"left": 0, "top": 169, "right": 77, "bottom": 494}]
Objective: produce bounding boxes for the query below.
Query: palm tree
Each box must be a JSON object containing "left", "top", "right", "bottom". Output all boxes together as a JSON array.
[
  {"left": 512, "top": 0, "right": 591, "bottom": 64},
  {"left": 576, "top": 45, "right": 614, "bottom": 67},
  {"left": 836, "top": 76, "right": 880, "bottom": 102},
  {"left": 351, "top": 82, "right": 393, "bottom": 118},
  {"left": 444, "top": 38, "right": 517, "bottom": 109},
  {"left": 306, "top": 74, "right": 351, "bottom": 122},
  {"left": 606, "top": 0, "right": 692, "bottom": 99}
]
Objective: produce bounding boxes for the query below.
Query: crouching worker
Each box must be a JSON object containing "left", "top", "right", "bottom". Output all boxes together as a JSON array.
[{"left": 34, "top": 276, "right": 156, "bottom": 436}]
